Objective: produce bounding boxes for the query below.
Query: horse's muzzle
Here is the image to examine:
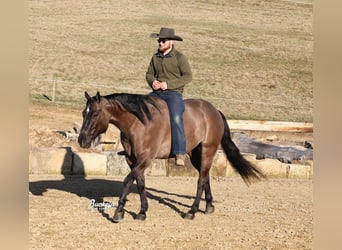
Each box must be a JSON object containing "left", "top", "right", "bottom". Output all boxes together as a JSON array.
[{"left": 78, "top": 133, "right": 92, "bottom": 148}]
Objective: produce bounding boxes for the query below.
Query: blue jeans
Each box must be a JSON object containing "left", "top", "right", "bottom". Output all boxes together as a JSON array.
[{"left": 149, "top": 91, "right": 186, "bottom": 155}]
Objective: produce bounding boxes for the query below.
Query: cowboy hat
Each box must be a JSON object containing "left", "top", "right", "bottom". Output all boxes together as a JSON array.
[{"left": 150, "top": 27, "right": 183, "bottom": 41}]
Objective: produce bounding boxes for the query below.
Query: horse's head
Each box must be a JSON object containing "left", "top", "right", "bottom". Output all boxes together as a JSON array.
[{"left": 78, "top": 91, "right": 110, "bottom": 148}]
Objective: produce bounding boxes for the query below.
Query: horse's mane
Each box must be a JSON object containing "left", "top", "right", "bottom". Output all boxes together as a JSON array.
[{"left": 105, "top": 93, "right": 160, "bottom": 125}]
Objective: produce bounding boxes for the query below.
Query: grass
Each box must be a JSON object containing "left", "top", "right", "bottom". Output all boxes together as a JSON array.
[{"left": 29, "top": 0, "right": 313, "bottom": 122}]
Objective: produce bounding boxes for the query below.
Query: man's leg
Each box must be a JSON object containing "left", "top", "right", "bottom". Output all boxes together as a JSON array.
[{"left": 163, "top": 92, "right": 186, "bottom": 165}]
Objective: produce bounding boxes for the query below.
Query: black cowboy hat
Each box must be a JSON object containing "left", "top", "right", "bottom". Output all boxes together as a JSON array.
[{"left": 150, "top": 27, "right": 183, "bottom": 41}]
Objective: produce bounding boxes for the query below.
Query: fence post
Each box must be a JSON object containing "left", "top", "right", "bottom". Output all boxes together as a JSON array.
[{"left": 52, "top": 79, "right": 56, "bottom": 102}]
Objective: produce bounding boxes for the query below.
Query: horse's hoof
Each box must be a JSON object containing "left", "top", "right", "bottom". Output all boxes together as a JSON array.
[
  {"left": 112, "top": 211, "right": 124, "bottom": 223},
  {"left": 184, "top": 212, "right": 195, "bottom": 220},
  {"left": 205, "top": 205, "right": 215, "bottom": 214},
  {"left": 135, "top": 213, "right": 146, "bottom": 221}
]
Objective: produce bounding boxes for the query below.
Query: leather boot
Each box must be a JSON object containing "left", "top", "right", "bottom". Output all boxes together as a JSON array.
[{"left": 175, "top": 154, "right": 186, "bottom": 166}]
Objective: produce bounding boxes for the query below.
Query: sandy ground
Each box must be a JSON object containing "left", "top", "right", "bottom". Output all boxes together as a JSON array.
[
  {"left": 29, "top": 174, "right": 313, "bottom": 249},
  {"left": 29, "top": 104, "right": 313, "bottom": 249}
]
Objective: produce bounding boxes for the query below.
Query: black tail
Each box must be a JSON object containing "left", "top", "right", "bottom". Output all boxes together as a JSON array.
[{"left": 219, "top": 111, "right": 266, "bottom": 185}]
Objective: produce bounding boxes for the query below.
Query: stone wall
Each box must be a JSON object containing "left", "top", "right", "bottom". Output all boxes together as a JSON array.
[{"left": 29, "top": 147, "right": 313, "bottom": 179}]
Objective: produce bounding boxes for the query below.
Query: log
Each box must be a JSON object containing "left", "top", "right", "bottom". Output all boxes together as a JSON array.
[
  {"left": 232, "top": 133, "right": 313, "bottom": 163},
  {"left": 228, "top": 120, "right": 313, "bottom": 132}
]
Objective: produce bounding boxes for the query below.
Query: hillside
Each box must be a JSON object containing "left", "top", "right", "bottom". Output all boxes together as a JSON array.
[{"left": 29, "top": 0, "right": 313, "bottom": 122}]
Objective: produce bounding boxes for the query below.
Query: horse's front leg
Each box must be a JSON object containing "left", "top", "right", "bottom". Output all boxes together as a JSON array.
[
  {"left": 113, "top": 172, "right": 134, "bottom": 222},
  {"left": 113, "top": 158, "right": 150, "bottom": 222},
  {"left": 133, "top": 157, "right": 151, "bottom": 221},
  {"left": 135, "top": 174, "right": 148, "bottom": 221}
]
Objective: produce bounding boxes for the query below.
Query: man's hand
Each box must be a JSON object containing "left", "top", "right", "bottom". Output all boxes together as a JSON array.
[
  {"left": 160, "top": 81, "right": 168, "bottom": 90},
  {"left": 152, "top": 80, "right": 161, "bottom": 90},
  {"left": 152, "top": 80, "right": 167, "bottom": 90}
]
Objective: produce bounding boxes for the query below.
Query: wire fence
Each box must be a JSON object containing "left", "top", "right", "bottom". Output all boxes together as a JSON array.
[
  {"left": 29, "top": 78, "right": 148, "bottom": 108},
  {"left": 29, "top": 78, "right": 313, "bottom": 121}
]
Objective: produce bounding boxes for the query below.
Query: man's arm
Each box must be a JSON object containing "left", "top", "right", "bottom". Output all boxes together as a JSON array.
[
  {"left": 166, "top": 54, "right": 192, "bottom": 90},
  {"left": 146, "top": 57, "right": 156, "bottom": 88}
]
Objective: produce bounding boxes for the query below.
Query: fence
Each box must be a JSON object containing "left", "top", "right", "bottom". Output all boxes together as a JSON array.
[{"left": 29, "top": 78, "right": 313, "bottom": 121}]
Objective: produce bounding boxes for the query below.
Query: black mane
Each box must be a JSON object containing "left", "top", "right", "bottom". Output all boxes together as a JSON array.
[{"left": 105, "top": 93, "right": 160, "bottom": 124}]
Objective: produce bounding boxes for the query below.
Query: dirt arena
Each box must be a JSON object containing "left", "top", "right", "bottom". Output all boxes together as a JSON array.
[
  {"left": 29, "top": 174, "right": 312, "bottom": 249},
  {"left": 29, "top": 104, "right": 313, "bottom": 249}
]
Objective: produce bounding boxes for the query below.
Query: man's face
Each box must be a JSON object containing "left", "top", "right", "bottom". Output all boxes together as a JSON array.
[{"left": 158, "top": 39, "right": 172, "bottom": 53}]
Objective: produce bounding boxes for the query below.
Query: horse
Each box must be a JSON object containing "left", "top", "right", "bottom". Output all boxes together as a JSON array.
[{"left": 78, "top": 91, "right": 266, "bottom": 222}]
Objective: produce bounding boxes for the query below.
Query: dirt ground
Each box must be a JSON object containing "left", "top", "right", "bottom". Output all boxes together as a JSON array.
[
  {"left": 29, "top": 175, "right": 313, "bottom": 249},
  {"left": 29, "top": 103, "right": 313, "bottom": 249}
]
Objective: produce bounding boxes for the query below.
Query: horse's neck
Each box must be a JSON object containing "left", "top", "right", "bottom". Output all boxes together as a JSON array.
[{"left": 109, "top": 109, "right": 138, "bottom": 135}]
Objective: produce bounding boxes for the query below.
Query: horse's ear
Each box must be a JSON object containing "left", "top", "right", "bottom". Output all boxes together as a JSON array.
[
  {"left": 95, "top": 91, "right": 101, "bottom": 102},
  {"left": 85, "top": 91, "right": 91, "bottom": 100}
]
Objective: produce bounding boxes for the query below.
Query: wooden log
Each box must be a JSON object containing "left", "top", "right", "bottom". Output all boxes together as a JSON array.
[
  {"left": 232, "top": 133, "right": 313, "bottom": 163},
  {"left": 228, "top": 120, "right": 313, "bottom": 132}
]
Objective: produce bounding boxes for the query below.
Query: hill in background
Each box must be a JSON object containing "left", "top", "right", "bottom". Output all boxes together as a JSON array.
[{"left": 29, "top": 0, "right": 313, "bottom": 122}]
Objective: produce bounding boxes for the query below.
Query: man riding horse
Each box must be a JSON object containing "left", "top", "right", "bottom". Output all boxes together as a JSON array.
[{"left": 146, "top": 27, "right": 192, "bottom": 166}]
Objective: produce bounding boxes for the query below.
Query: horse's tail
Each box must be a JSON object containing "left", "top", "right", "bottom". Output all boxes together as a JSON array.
[{"left": 219, "top": 111, "right": 266, "bottom": 185}]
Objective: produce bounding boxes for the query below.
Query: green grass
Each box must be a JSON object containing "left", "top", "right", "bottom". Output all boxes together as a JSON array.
[{"left": 29, "top": 0, "right": 313, "bottom": 122}]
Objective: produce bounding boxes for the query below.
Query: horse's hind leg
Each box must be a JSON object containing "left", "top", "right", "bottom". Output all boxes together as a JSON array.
[
  {"left": 186, "top": 146, "right": 215, "bottom": 219},
  {"left": 184, "top": 171, "right": 210, "bottom": 220},
  {"left": 204, "top": 178, "right": 215, "bottom": 214}
]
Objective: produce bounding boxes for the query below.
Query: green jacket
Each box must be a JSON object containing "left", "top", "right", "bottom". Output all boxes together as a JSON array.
[{"left": 146, "top": 47, "right": 192, "bottom": 94}]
